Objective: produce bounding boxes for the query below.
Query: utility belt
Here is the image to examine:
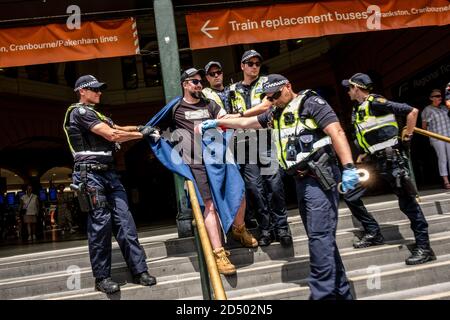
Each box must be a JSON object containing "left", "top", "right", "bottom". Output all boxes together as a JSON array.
[
  {"left": 71, "top": 163, "right": 112, "bottom": 212},
  {"left": 73, "top": 163, "right": 114, "bottom": 172},
  {"left": 294, "top": 148, "right": 337, "bottom": 191},
  {"left": 372, "top": 144, "right": 405, "bottom": 163}
]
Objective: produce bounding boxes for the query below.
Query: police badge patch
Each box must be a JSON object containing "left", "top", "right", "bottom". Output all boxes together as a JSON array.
[
  {"left": 314, "top": 97, "right": 326, "bottom": 105},
  {"left": 376, "top": 97, "right": 387, "bottom": 104},
  {"left": 78, "top": 106, "right": 86, "bottom": 115}
]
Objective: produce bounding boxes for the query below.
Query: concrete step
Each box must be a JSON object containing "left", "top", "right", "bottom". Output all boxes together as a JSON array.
[
  {"left": 3, "top": 191, "right": 450, "bottom": 300},
  {"left": 3, "top": 214, "right": 450, "bottom": 299},
  {"left": 1, "top": 194, "right": 449, "bottom": 281},
  {"left": 286, "top": 197, "right": 450, "bottom": 235},
  {"left": 226, "top": 252, "right": 450, "bottom": 300},
  {"left": 3, "top": 191, "right": 448, "bottom": 267},
  {"left": 362, "top": 281, "right": 450, "bottom": 300},
  {"left": 22, "top": 232, "right": 450, "bottom": 300}
]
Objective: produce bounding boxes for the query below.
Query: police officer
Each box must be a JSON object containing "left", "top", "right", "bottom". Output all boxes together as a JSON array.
[
  {"left": 341, "top": 72, "right": 436, "bottom": 265},
  {"left": 202, "top": 61, "right": 231, "bottom": 113},
  {"left": 228, "top": 50, "right": 292, "bottom": 247},
  {"left": 199, "top": 74, "right": 360, "bottom": 300},
  {"left": 63, "top": 75, "right": 158, "bottom": 294}
]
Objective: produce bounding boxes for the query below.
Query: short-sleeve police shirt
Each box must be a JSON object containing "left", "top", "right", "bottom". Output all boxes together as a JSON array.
[
  {"left": 69, "top": 105, "right": 114, "bottom": 163},
  {"left": 367, "top": 94, "right": 413, "bottom": 116},
  {"left": 70, "top": 105, "right": 104, "bottom": 131},
  {"left": 257, "top": 94, "right": 339, "bottom": 130}
]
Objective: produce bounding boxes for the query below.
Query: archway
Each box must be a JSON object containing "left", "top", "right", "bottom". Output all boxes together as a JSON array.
[
  {"left": 40, "top": 167, "right": 72, "bottom": 190},
  {"left": 0, "top": 168, "right": 25, "bottom": 192}
]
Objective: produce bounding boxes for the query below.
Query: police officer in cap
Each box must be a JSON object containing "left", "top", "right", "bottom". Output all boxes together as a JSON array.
[
  {"left": 228, "top": 50, "right": 293, "bottom": 247},
  {"left": 202, "top": 61, "right": 231, "bottom": 113},
  {"left": 341, "top": 72, "right": 435, "bottom": 265},
  {"left": 199, "top": 74, "right": 360, "bottom": 300},
  {"left": 63, "top": 75, "right": 158, "bottom": 294}
]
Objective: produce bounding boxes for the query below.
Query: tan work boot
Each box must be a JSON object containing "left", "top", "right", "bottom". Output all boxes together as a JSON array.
[
  {"left": 213, "top": 247, "right": 236, "bottom": 276},
  {"left": 231, "top": 223, "right": 258, "bottom": 248}
]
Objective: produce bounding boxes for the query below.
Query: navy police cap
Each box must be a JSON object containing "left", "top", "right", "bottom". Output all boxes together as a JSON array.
[{"left": 341, "top": 73, "right": 373, "bottom": 90}]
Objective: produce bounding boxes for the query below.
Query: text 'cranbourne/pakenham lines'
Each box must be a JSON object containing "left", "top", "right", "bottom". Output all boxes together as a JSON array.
[{"left": 7, "top": 36, "right": 118, "bottom": 52}]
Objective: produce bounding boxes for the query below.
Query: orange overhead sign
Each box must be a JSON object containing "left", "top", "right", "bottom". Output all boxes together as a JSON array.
[
  {"left": 0, "top": 18, "right": 139, "bottom": 68},
  {"left": 186, "top": 0, "right": 450, "bottom": 50}
]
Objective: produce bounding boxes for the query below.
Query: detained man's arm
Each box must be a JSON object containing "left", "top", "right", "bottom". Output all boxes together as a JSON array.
[
  {"left": 240, "top": 97, "right": 272, "bottom": 117},
  {"left": 91, "top": 122, "right": 144, "bottom": 143},
  {"left": 323, "top": 121, "right": 354, "bottom": 166}
]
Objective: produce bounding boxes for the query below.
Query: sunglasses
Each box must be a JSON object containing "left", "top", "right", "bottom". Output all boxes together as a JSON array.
[
  {"left": 244, "top": 61, "right": 261, "bottom": 67},
  {"left": 207, "top": 70, "right": 223, "bottom": 77},
  {"left": 85, "top": 87, "right": 102, "bottom": 93},
  {"left": 185, "top": 79, "right": 202, "bottom": 85},
  {"left": 431, "top": 95, "right": 442, "bottom": 98},
  {"left": 266, "top": 89, "right": 283, "bottom": 102}
]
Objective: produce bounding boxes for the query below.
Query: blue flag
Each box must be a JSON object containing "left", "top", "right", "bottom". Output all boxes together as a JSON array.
[{"left": 145, "top": 97, "right": 245, "bottom": 233}]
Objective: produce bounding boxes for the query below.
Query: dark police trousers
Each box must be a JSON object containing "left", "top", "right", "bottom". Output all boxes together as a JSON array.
[
  {"left": 295, "top": 163, "right": 353, "bottom": 300},
  {"left": 344, "top": 189, "right": 381, "bottom": 235},
  {"left": 377, "top": 151, "right": 430, "bottom": 248},
  {"left": 241, "top": 163, "right": 290, "bottom": 237},
  {"left": 72, "top": 169, "right": 148, "bottom": 279}
]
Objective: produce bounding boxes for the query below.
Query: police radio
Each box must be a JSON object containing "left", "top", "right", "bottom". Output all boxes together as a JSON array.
[
  {"left": 286, "top": 137, "right": 297, "bottom": 161},
  {"left": 283, "top": 112, "right": 295, "bottom": 125}
]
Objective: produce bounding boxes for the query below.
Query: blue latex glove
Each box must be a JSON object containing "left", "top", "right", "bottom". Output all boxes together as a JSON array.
[
  {"left": 341, "top": 168, "right": 359, "bottom": 192},
  {"left": 199, "top": 119, "right": 218, "bottom": 134}
]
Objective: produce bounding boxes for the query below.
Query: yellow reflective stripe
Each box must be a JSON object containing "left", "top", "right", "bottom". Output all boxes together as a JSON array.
[
  {"left": 354, "top": 95, "right": 400, "bottom": 153},
  {"left": 62, "top": 104, "right": 105, "bottom": 156},
  {"left": 250, "top": 76, "right": 266, "bottom": 107},
  {"left": 63, "top": 105, "right": 77, "bottom": 154},
  {"left": 356, "top": 117, "right": 398, "bottom": 131}
]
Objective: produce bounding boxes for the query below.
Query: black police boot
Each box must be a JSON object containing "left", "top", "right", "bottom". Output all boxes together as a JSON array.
[
  {"left": 95, "top": 278, "right": 120, "bottom": 294},
  {"left": 405, "top": 247, "right": 436, "bottom": 265},
  {"left": 133, "top": 271, "right": 157, "bottom": 286},
  {"left": 353, "top": 232, "right": 384, "bottom": 249},
  {"left": 258, "top": 233, "right": 273, "bottom": 246},
  {"left": 276, "top": 230, "right": 293, "bottom": 247}
]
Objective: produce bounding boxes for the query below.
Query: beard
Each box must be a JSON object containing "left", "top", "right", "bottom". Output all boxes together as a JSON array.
[{"left": 189, "top": 90, "right": 202, "bottom": 99}]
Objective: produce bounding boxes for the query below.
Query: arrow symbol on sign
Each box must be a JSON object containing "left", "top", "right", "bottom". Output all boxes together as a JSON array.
[{"left": 201, "top": 20, "right": 219, "bottom": 39}]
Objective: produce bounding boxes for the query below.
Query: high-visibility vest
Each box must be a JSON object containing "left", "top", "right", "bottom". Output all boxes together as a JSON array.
[
  {"left": 202, "top": 87, "right": 225, "bottom": 110},
  {"left": 273, "top": 91, "right": 332, "bottom": 173},
  {"left": 228, "top": 76, "right": 267, "bottom": 113},
  {"left": 63, "top": 103, "right": 115, "bottom": 157},
  {"left": 354, "top": 95, "right": 399, "bottom": 154}
]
